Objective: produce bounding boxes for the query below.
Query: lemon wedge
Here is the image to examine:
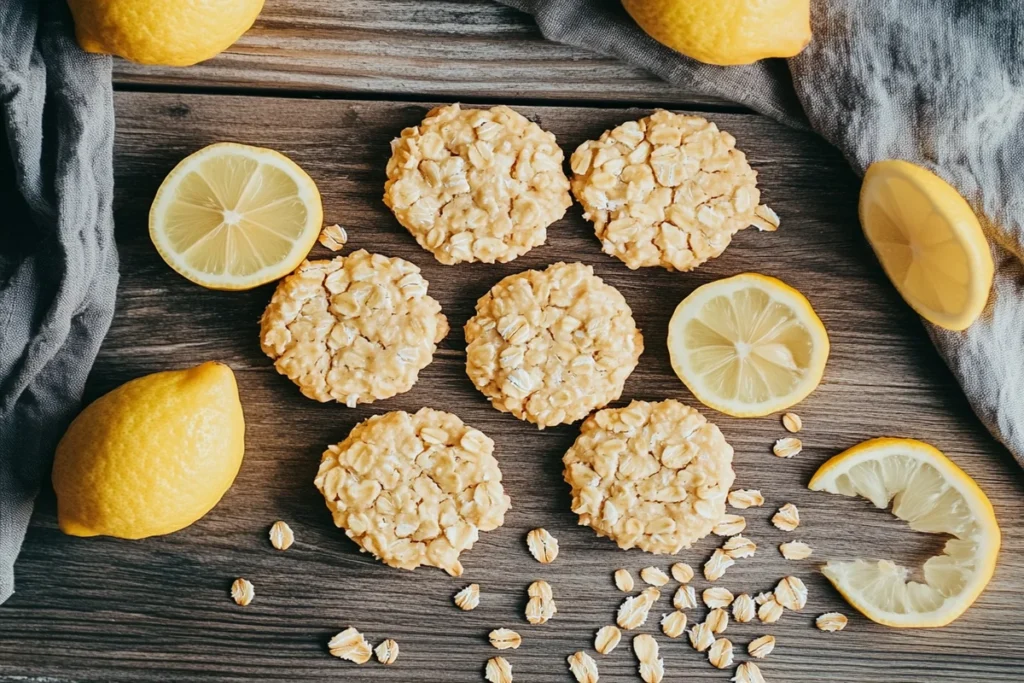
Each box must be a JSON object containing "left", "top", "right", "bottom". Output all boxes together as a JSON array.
[
  {"left": 860, "top": 160, "right": 993, "bottom": 331},
  {"left": 150, "top": 142, "right": 322, "bottom": 290},
  {"left": 810, "top": 438, "right": 1000, "bottom": 627},
  {"left": 667, "top": 273, "right": 829, "bottom": 417}
]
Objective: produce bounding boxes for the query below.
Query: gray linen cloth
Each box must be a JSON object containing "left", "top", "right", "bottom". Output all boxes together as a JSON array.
[
  {"left": 502, "top": 0, "right": 1024, "bottom": 465},
  {"left": 0, "top": 0, "right": 118, "bottom": 604}
]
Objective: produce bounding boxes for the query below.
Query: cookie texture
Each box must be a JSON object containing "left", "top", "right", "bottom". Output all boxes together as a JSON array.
[
  {"left": 465, "top": 262, "right": 643, "bottom": 428},
  {"left": 570, "top": 110, "right": 778, "bottom": 272},
  {"left": 259, "top": 250, "right": 448, "bottom": 406},
  {"left": 563, "top": 399, "right": 735, "bottom": 553},
  {"left": 384, "top": 103, "right": 572, "bottom": 264},
  {"left": 314, "top": 408, "right": 510, "bottom": 576}
]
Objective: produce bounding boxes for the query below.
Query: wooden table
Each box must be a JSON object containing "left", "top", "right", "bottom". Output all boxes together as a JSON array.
[{"left": 2, "top": 2, "right": 1022, "bottom": 681}]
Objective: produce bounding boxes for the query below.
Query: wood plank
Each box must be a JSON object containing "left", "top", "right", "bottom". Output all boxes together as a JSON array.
[
  {"left": 1, "top": 91, "right": 1021, "bottom": 682},
  {"left": 110, "top": 0, "right": 730, "bottom": 107}
]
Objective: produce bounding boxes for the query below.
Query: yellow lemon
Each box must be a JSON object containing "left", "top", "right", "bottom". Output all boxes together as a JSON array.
[
  {"left": 621, "top": 0, "right": 811, "bottom": 66},
  {"left": 53, "top": 362, "right": 245, "bottom": 539},
  {"left": 150, "top": 142, "right": 323, "bottom": 291},
  {"left": 810, "top": 438, "right": 1000, "bottom": 627},
  {"left": 67, "top": 0, "right": 264, "bottom": 67},
  {"left": 860, "top": 160, "right": 994, "bottom": 331},
  {"left": 667, "top": 273, "right": 829, "bottom": 417}
]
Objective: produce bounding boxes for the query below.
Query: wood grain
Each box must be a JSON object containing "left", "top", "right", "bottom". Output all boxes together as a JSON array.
[
  {"left": 1, "top": 92, "right": 1022, "bottom": 682},
  {"left": 110, "top": 0, "right": 731, "bottom": 108}
]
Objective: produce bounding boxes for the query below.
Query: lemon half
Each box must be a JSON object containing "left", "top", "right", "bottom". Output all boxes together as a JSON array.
[
  {"left": 860, "top": 160, "right": 993, "bottom": 331},
  {"left": 667, "top": 273, "right": 829, "bottom": 417},
  {"left": 150, "top": 142, "right": 323, "bottom": 290},
  {"left": 810, "top": 438, "right": 1000, "bottom": 627}
]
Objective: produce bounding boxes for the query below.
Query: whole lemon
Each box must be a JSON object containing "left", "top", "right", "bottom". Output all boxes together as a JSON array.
[
  {"left": 621, "top": 0, "right": 811, "bottom": 66},
  {"left": 53, "top": 362, "right": 245, "bottom": 539},
  {"left": 66, "top": 0, "right": 265, "bottom": 66}
]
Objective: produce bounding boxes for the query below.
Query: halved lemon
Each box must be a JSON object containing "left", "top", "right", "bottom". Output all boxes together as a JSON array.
[
  {"left": 150, "top": 142, "right": 323, "bottom": 290},
  {"left": 860, "top": 160, "right": 993, "bottom": 331},
  {"left": 667, "top": 273, "right": 829, "bottom": 417},
  {"left": 810, "top": 438, "right": 1000, "bottom": 627}
]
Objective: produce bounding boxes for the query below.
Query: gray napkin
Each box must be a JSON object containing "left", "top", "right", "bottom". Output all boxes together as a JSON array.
[
  {"left": 0, "top": 0, "right": 119, "bottom": 604},
  {"left": 502, "top": 0, "right": 1024, "bottom": 466}
]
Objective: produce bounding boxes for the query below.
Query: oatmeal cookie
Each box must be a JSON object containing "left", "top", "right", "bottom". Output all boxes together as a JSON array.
[
  {"left": 563, "top": 399, "right": 735, "bottom": 553},
  {"left": 465, "top": 262, "right": 643, "bottom": 428},
  {"left": 384, "top": 103, "right": 572, "bottom": 264},
  {"left": 314, "top": 408, "right": 510, "bottom": 576},
  {"left": 259, "top": 250, "right": 448, "bottom": 406},
  {"left": 570, "top": 110, "right": 779, "bottom": 272}
]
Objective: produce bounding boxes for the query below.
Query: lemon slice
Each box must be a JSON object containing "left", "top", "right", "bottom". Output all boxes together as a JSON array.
[
  {"left": 150, "top": 142, "right": 323, "bottom": 290},
  {"left": 859, "top": 160, "right": 993, "bottom": 331},
  {"left": 667, "top": 273, "right": 829, "bottom": 417},
  {"left": 810, "top": 438, "right": 1000, "bottom": 627}
]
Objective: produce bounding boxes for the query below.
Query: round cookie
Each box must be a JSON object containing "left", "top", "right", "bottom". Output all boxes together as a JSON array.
[
  {"left": 313, "top": 408, "right": 511, "bottom": 576},
  {"left": 465, "top": 262, "right": 643, "bottom": 428},
  {"left": 570, "top": 110, "right": 779, "bottom": 272},
  {"left": 563, "top": 399, "right": 735, "bottom": 554},
  {"left": 384, "top": 103, "right": 572, "bottom": 265},
  {"left": 259, "top": 250, "right": 448, "bottom": 406}
]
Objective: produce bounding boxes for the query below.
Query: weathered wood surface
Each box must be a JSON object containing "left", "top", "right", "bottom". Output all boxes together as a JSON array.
[
  {"left": 110, "top": 0, "right": 730, "bottom": 108},
  {"left": 1, "top": 92, "right": 1022, "bottom": 683}
]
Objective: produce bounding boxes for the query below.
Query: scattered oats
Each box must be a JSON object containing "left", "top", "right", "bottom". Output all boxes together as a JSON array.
[
  {"left": 314, "top": 408, "right": 509, "bottom": 577},
  {"left": 469, "top": 263, "right": 643, "bottom": 428},
  {"left": 773, "top": 437, "right": 803, "bottom": 458},
  {"left": 722, "top": 535, "right": 757, "bottom": 559},
  {"left": 617, "top": 587, "right": 660, "bottom": 630},
  {"left": 688, "top": 621, "right": 715, "bottom": 652},
  {"left": 707, "top": 608, "right": 730, "bottom": 634},
  {"left": 732, "top": 661, "right": 766, "bottom": 683},
  {"left": 757, "top": 598, "right": 784, "bottom": 624},
  {"left": 374, "top": 639, "right": 399, "bottom": 665},
  {"left": 673, "top": 585, "right": 697, "bottom": 610},
  {"left": 489, "top": 629, "right": 522, "bottom": 650},
  {"left": 485, "top": 656, "right": 513, "bottom": 683},
  {"left": 563, "top": 399, "right": 734, "bottom": 553},
  {"left": 708, "top": 638, "right": 734, "bottom": 669},
  {"left": 727, "top": 489, "right": 765, "bottom": 509},
  {"left": 772, "top": 503, "right": 801, "bottom": 531},
  {"left": 779, "top": 540, "right": 813, "bottom": 560},
  {"left": 526, "top": 528, "right": 559, "bottom": 564},
  {"left": 567, "top": 651, "right": 600, "bottom": 683},
  {"left": 318, "top": 224, "right": 348, "bottom": 251},
  {"left": 268, "top": 520, "right": 295, "bottom": 550},
  {"left": 454, "top": 583, "right": 480, "bottom": 611},
  {"left": 704, "top": 548, "right": 735, "bottom": 581},
  {"left": 614, "top": 568, "right": 635, "bottom": 592},
  {"left": 754, "top": 591, "right": 774, "bottom": 605},
  {"left": 782, "top": 412, "right": 803, "bottom": 433},
  {"left": 595, "top": 625, "right": 622, "bottom": 654},
  {"left": 703, "top": 587, "right": 735, "bottom": 609},
  {"left": 230, "top": 578, "right": 254, "bottom": 606},
  {"left": 817, "top": 612, "right": 848, "bottom": 632},
  {"left": 661, "top": 611, "right": 688, "bottom": 638},
  {"left": 328, "top": 627, "right": 372, "bottom": 664},
  {"left": 570, "top": 110, "right": 777, "bottom": 273},
  {"left": 670, "top": 562, "right": 694, "bottom": 584},
  {"left": 633, "top": 634, "right": 664, "bottom": 683},
  {"left": 641, "top": 566, "right": 670, "bottom": 587},
  {"left": 748, "top": 634, "right": 775, "bottom": 659},
  {"left": 526, "top": 580, "right": 557, "bottom": 624},
  {"left": 774, "top": 576, "right": 808, "bottom": 611},
  {"left": 732, "top": 594, "right": 755, "bottom": 623},
  {"left": 712, "top": 514, "right": 747, "bottom": 537}
]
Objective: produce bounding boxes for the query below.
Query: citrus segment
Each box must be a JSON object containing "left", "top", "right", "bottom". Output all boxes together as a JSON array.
[
  {"left": 809, "top": 438, "right": 1000, "bottom": 627},
  {"left": 860, "top": 160, "right": 993, "bottom": 331},
  {"left": 150, "top": 142, "right": 323, "bottom": 290},
  {"left": 667, "top": 273, "right": 829, "bottom": 417}
]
